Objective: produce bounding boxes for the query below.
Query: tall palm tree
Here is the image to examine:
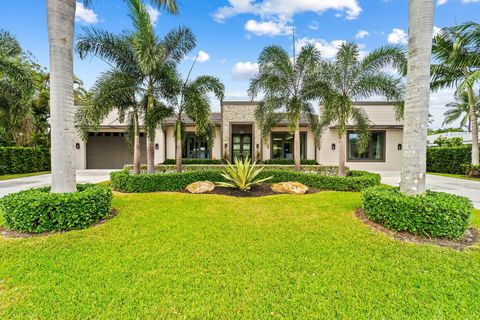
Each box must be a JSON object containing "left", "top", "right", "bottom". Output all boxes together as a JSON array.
[
  {"left": 431, "top": 21, "right": 480, "bottom": 166},
  {"left": 316, "top": 42, "right": 406, "bottom": 176},
  {"left": 46, "top": 0, "right": 178, "bottom": 192},
  {"left": 399, "top": 0, "right": 435, "bottom": 195},
  {"left": 76, "top": 0, "right": 195, "bottom": 174},
  {"left": 248, "top": 44, "right": 322, "bottom": 171},
  {"left": 443, "top": 90, "right": 480, "bottom": 132}
]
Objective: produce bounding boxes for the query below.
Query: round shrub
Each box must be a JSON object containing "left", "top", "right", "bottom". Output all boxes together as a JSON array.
[
  {"left": 362, "top": 186, "right": 473, "bottom": 239},
  {"left": 0, "top": 184, "right": 112, "bottom": 233}
]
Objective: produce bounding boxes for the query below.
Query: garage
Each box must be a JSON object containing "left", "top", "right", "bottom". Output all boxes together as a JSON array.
[{"left": 86, "top": 132, "right": 147, "bottom": 169}]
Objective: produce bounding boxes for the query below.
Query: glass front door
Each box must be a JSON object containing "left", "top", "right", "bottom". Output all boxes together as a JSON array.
[{"left": 231, "top": 134, "right": 252, "bottom": 161}]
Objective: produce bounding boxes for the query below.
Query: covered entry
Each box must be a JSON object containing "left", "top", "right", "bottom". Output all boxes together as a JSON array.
[
  {"left": 86, "top": 132, "right": 147, "bottom": 169},
  {"left": 231, "top": 124, "right": 253, "bottom": 161}
]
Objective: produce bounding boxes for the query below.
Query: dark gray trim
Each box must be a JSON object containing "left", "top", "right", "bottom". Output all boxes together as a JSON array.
[
  {"left": 346, "top": 130, "right": 387, "bottom": 163},
  {"left": 269, "top": 131, "right": 307, "bottom": 160},
  {"left": 330, "top": 125, "right": 403, "bottom": 129},
  {"left": 229, "top": 122, "right": 255, "bottom": 161}
]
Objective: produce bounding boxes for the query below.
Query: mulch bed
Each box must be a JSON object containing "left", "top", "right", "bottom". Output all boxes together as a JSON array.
[
  {"left": 355, "top": 208, "right": 479, "bottom": 250},
  {"left": 185, "top": 184, "right": 320, "bottom": 198},
  {"left": 0, "top": 208, "right": 118, "bottom": 239}
]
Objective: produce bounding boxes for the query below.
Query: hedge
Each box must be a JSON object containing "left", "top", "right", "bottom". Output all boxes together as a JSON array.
[
  {"left": 362, "top": 186, "right": 473, "bottom": 239},
  {"left": 427, "top": 145, "right": 474, "bottom": 174},
  {"left": 262, "top": 159, "right": 318, "bottom": 165},
  {"left": 162, "top": 159, "right": 223, "bottom": 165},
  {"left": 0, "top": 147, "right": 50, "bottom": 175},
  {"left": 0, "top": 184, "right": 112, "bottom": 233},
  {"left": 110, "top": 170, "right": 380, "bottom": 193}
]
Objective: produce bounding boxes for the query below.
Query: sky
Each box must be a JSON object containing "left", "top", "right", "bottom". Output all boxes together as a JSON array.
[{"left": 1, "top": 0, "right": 479, "bottom": 129}]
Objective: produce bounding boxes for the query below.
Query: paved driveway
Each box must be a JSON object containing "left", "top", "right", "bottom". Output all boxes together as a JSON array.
[
  {"left": 378, "top": 171, "right": 480, "bottom": 209},
  {"left": 0, "top": 170, "right": 114, "bottom": 198}
]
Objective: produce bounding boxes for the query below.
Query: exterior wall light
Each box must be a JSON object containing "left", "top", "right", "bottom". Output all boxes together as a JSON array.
[
  {"left": 331, "top": 143, "right": 336, "bottom": 150},
  {"left": 256, "top": 144, "right": 260, "bottom": 149},
  {"left": 224, "top": 143, "right": 228, "bottom": 149},
  {"left": 75, "top": 143, "right": 80, "bottom": 150},
  {"left": 398, "top": 143, "right": 402, "bottom": 151},
  {"left": 155, "top": 143, "right": 159, "bottom": 150}
]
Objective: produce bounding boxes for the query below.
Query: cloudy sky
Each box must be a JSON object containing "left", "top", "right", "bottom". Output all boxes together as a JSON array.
[{"left": 1, "top": 0, "right": 479, "bottom": 128}]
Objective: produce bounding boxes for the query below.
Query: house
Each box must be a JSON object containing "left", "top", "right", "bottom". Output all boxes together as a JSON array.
[
  {"left": 427, "top": 131, "right": 478, "bottom": 146},
  {"left": 74, "top": 101, "right": 404, "bottom": 171}
]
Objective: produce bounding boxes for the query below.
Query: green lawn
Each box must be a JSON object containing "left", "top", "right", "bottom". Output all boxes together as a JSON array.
[
  {"left": 0, "top": 192, "right": 479, "bottom": 319},
  {"left": 428, "top": 172, "right": 480, "bottom": 182},
  {"left": 0, "top": 171, "right": 49, "bottom": 181}
]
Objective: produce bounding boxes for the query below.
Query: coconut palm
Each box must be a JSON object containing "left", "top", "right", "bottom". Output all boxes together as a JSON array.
[
  {"left": 315, "top": 42, "right": 406, "bottom": 176},
  {"left": 46, "top": 0, "right": 178, "bottom": 192},
  {"left": 248, "top": 44, "right": 322, "bottom": 171},
  {"left": 399, "top": 0, "right": 435, "bottom": 195},
  {"left": 443, "top": 90, "right": 480, "bottom": 132},
  {"left": 76, "top": 0, "right": 195, "bottom": 174},
  {"left": 431, "top": 21, "right": 480, "bottom": 166}
]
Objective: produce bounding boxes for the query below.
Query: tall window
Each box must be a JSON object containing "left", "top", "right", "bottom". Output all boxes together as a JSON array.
[
  {"left": 347, "top": 131, "right": 385, "bottom": 161},
  {"left": 271, "top": 132, "right": 306, "bottom": 159},
  {"left": 182, "top": 133, "right": 210, "bottom": 159}
]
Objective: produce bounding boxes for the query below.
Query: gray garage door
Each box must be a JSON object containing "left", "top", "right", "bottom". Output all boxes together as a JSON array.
[{"left": 86, "top": 132, "right": 147, "bottom": 169}]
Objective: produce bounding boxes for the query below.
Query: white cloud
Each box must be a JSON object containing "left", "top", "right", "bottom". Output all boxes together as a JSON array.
[
  {"left": 213, "top": 0, "right": 362, "bottom": 22},
  {"left": 296, "top": 37, "right": 346, "bottom": 59},
  {"left": 145, "top": 5, "right": 160, "bottom": 26},
  {"left": 355, "top": 29, "right": 369, "bottom": 39},
  {"left": 244, "top": 19, "right": 292, "bottom": 36},
  {"left": 387, "top": 28, "right": 407, "bottom": 44},
  {"left": 436, "top": 0, "right": 448, "bottom": 5},
  {"left": 308, "top": 21, "right": 320, "bottom": 30},
  {"left": 75, "top": 2, "right": 98, "bottom": 24},
  {"left": 196, "top": 50, "right": 210, "bottom": 63},
  {"left": 232, "top": 61, "right": 259, "bottom": 79},
  {"left": 433, "top": 26, "right": 442, "bottom": 37}
]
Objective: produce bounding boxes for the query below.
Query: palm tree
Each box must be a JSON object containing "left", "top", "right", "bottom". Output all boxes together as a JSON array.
[
  {"left": 443, "top": 90, "right": 480, "bottom": 132},
  {"left": 399, "top": 0, "right": 435, "bottom": 195},
  {"left": 76, "top": 0, "right": 195, "bottom": 174},
  {"left": 431, "top": 21, "right": 480, "bottom": 166},
  {"left": 248, "top": 44, "right": 322, "bottom": 171},
  {"left": 46, "top": 0, "right": 178, "bottom": 192},
  {"left": 316, "top": 42, "right": 406, "bottom": 176}
]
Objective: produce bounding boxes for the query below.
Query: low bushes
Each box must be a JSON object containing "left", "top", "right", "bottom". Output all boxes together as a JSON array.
[
  {"left": 362, "top": 186, "right": 473, "bottom": 239},
  {"left": 0, "top": 147, "right": 50, "bottom": 175},
  {"left": 262, "top": 159, "right": 318, "bottom": 165},
  {"left": 162, "top": 159, "right": 223, "bottom": 165},
  {"left": 110, "top": 169, "right": 380, "bottom": 193},
  {"left": 0, "top": 184, "right": 112, "bottom": 233},
  {"left": 427, "top": 145, "right": 473, "bottom": 174}
]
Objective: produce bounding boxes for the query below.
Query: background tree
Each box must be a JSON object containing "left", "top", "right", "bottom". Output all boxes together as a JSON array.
[
  {"left": 400, "top": 0, "right": 435, "bottom": 195},
  {"left": 316, "top": 42, "right": 406, "bottom": 176},
  {"left": 248, "top": 44, "right": 322, "bottom": 171},
  {"left": 443, "top": 90, "right": 480, "bottom": 132},
  {"left": 431, "top": 21, "right": 480, "bottom": 166}
]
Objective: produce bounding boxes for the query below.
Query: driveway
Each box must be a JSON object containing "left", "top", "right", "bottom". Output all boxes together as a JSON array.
[
  {"left": 378, "top": 171, "right": 480, "bottom": 209},
  {"left": 0, "top": 170, "right": 114, "bottom": 198}
]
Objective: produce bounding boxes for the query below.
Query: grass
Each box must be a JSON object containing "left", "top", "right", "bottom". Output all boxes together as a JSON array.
[
  {"left": 428, "top": 172, "right": 480, "bottom": 182},
  {"left": 0, "top": 171, "right": 49, "bottom": 181},
  {"left": 0, "top": 192, "right": 479, "bottom": 319}
]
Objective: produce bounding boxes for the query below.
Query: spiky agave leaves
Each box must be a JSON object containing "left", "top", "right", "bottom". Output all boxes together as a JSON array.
[{"left": 217, "top": 156, "right": 273, "bottom": 191}]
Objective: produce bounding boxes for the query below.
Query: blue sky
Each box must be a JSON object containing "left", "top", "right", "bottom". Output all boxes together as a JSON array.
[{"left": 1, "top": 0, "right": 479, "bottom": 128}]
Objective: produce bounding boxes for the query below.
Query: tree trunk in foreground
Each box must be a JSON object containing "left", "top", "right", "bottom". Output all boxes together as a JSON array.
[
  {"left": 338, "top": 135, "right": 346, "bottom": 176},
  {"left": 293, "top": 118, "right": 301, "bottom": 171},
  {"left": 133, "top": 112, "right": 141, "bottom": 175},
  {"left": 146, "top": 138, "right": 155, "bottom": 174},
  {"left": 400, "top": 0, "right": 434, "bottom": 195},
  {"left": 467, "top": 86, "right": 479, "bottom": 165},
  {"left": 176, "top": 121, "right": 183, "bottom": 173},
  {"left": 47, "top": 0, "right": 76, "bottom": 193}
]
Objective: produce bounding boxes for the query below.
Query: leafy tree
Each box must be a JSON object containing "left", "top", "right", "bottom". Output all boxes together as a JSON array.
[{"left": 443, "top": 90, "right": 480, "bottom": 132}]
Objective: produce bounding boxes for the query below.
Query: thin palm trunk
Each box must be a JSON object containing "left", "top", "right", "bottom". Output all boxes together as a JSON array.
[
  {"left": 146, "top": 93, "right": 155, "bottom": 174},
  {"left": 467, "top": 86, "right": 479, "bottom": 165},
  {"left": 338, "top": 135, "right": 346, "bottom": 176},
  {"left": 175, "top": 121, "right": 182, "bottom": 172},
  {"left": 400, "top": 0, "right": 434, "bottom": 195},
  {"left": 133, "top": 111, "right": 141, "bottom": 174},
  {"left": 47, "top": 0, "right": 76, "bottom": 193},
  {"left": 293, "top": 117, "right": 301, "bottom": 171}
]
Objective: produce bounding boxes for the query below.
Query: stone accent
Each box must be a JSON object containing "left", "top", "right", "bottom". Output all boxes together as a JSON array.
[
  {"left": 271, "top": 182, "right": 309, "bottom": 194},
  {"left": 185, "top": 181, "right": 215, "bottom": 194}
]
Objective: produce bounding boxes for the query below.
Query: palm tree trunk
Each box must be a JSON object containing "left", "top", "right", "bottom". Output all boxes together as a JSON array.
[
  {"left": 47, "top": 0, "right": 76, "bottom": 193},
  {"left": 146, "top": 93, "right": 155, "bottom": 174},
  {"left": 294, "top": 117, "right": 301, "bottom": 171},
  {"left": 338, "top": 135, "right": 346, "bottom": 176},
  {"left": 400, "top": 0, "right": 434, "bottom": 195},
  {"left": 176, "top": 121, "right": 182, "bottom": 172},
  {"left": 133, "top": 112, "right": 141, "bottom": 175},
  {"left": 467, "top": 86, "right": 479, "bottom": 165}
]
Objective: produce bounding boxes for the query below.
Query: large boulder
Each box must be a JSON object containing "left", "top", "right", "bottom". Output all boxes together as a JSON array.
[
  {"left": 186, "top": 181, "right": 215, "bottom": 194},
  {"left": 271, "top": 182, "right": 309, "bottom": 194}
]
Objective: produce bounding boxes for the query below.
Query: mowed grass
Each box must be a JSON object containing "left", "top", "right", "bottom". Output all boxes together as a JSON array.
[
  {"left": 0, "top": 192, "right": 479, "bottom": 319},
  {"left": 428, "top": 172, "right": 480, "bottom": 182},
  {"left": 0, "top": 171, "right": 49, "bottom": 181}
]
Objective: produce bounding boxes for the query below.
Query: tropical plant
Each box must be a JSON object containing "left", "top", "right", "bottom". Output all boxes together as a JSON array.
[
  {"left": 46, "top": 0, "right": 179, "bottom": 192},
  {"left": 315, "top": 42, "right": 406, "bottom": 176},
  {"left": 443, "top": 90, "right": 480, "bottom": 131},
  {"left": 248, "top": 44, "right": 322, "bottom": 171},
  {"left": 431, "top": 21, "right": 480, "bottom": 166},
  {"left": 217, "top": 156, "right": 272, "bottom": 191}
]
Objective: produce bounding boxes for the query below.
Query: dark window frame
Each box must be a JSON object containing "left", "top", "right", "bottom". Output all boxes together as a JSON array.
[
  {"left": 346, "top": 130, "right": 386, "bottom": 162},
  {"left": 182, "top": 132, "right": 211, "bottom": 159},
  {"left": 270, "top": 132, "right": 307, "bottom": 160}
]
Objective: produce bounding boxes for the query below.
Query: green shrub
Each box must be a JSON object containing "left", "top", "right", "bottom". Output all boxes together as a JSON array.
[
  {"left": 262, "top": 159, "right": 318, "bottom": 165},
  {"left": 0, "top": 147, "right": 50, "bottom": 175},
  {"left": 162, "top": 159, "right": 223, "bottom": 165},
  {"left": 362, "top": 186, "right": 473, "bottom": 239},
  {"left": 433, "top": 136, "right": 464, "bottom": 147},
  {"left": 217, "top": 157, "right": 272, "bottom": 191},
  {"left": 111, "top": 170, "right": 379, "bottom": 193},
  {"left": 427, "top": 145, "right": 473, "bottom": 174},
  {"left": 460, "top": 164, "right": 480, "bottom": 176},
  {"left": 0, "top": 184, "right": 112, "bottom": 233}
]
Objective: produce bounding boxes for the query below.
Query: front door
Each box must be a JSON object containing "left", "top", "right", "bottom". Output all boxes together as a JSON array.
[{"left": 231, "top": 134, "right": 252, "bottom": 161}]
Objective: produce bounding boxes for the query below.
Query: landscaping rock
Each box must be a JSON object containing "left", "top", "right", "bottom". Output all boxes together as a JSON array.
[
  {"left": 186, "top": 181, "right": 215, "bottom": 194},
  {"left": 270, "top": 182, "right": 309, "bottom": 194}
]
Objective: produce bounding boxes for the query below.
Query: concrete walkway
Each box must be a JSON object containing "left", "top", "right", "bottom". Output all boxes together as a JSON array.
[
  {"left": 378, "top": 171, "right": 480, "bottom": 209},
  {"left": 0, "top": 170, "right": 114, "bottom": 198}
]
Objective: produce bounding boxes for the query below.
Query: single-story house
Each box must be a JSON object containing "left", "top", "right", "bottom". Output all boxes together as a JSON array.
[{"left": 74, "top": 101, "right": 404, "bottom": 171}]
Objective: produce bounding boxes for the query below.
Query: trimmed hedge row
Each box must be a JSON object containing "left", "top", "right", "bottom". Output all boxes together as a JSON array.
[
  {"left": 362, "top": 185, "right": 473, "bottom": 239},
  {"left": 0, "top": 147, "right": 50, "bottom": 175},
  {"left": 110, "top": 170, "right": 380, "bottom": 193},
  {"left": 162, "top": 159, "right": 223, "bottom": 165},
  {"left": 0, "top": 184, "right": 112, "bottom": 233},
  {"left": 427, "top": 145, "right": 474, "bottom": 174},
  {"left": 262, "top": 159, "right": 318, "bottom": 165}
]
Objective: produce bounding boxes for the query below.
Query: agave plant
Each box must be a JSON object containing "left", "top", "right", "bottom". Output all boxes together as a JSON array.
[{"left": 217, "top": 156, "right": 272, "bottom": 191}]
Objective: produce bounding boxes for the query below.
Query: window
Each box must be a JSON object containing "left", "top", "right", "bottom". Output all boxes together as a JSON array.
[
  {"left": 347, "top": 131, "right": 385, "bottom": 161},
  {"left": 271, "top": 132, "right": 306, "bottom": 159},
  {"left": 182, "top": 133, "right": 210, "bottom": 159}
]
